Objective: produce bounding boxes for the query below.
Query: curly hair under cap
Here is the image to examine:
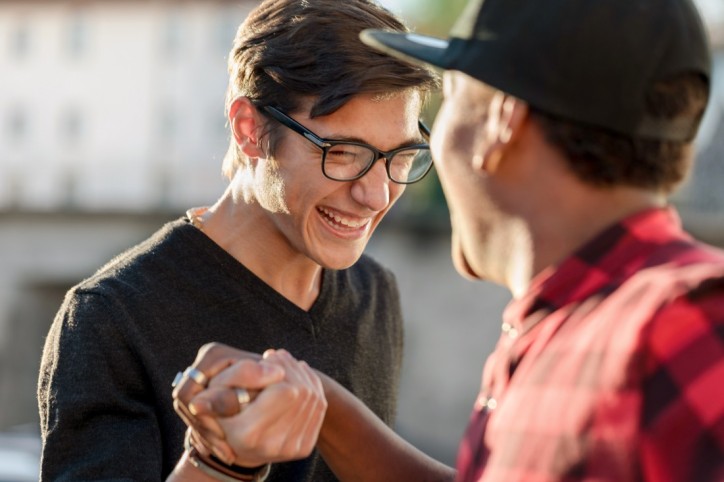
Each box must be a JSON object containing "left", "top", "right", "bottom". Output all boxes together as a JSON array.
[
  {"left": 222, "top": 0, "right": 439, "bottom": 178},
  {"left": 532, "top": 73, "right": 708, "bottom": 193}
]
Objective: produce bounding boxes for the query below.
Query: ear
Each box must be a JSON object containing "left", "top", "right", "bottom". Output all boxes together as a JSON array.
[
  {"left": 476, "top": 93, "right": 528, "bottom": 173},
  {"left": 228, "top": 96, "right": 266, "bottom": 160}
]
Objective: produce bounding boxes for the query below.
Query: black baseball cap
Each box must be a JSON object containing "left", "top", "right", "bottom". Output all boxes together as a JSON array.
[{"left": 361, "top": 0, "right": 711, "bottom": 142}]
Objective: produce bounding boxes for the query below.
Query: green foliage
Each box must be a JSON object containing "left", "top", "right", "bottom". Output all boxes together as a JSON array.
[
  {"left": 390, "top": 0, "right": 468, "bottom": 227},
  {"left": 405, "top": 0, "right": 469, "bottom": 36}
]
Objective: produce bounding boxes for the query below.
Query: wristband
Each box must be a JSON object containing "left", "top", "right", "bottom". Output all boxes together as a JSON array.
[{"left": 184, "top": 431, "right": 271, "bottom": 481}]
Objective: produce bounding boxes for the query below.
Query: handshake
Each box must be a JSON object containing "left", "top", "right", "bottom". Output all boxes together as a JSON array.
[{"left": 171, "top": 343, "right": 328, "bottom": 480}]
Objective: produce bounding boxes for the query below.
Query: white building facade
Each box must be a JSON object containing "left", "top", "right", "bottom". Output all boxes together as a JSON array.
[{"left": 1, "top": 0, "right": 251, "bottom": 212}]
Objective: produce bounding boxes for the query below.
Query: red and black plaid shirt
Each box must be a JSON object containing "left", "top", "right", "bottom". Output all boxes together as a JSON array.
[{"left": 456, "top": 207, "right": 724, "bottom": 482}]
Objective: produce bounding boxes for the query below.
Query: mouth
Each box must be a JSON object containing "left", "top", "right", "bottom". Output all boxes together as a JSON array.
[{"left": 317, "top": 206, "right": 370, "bottom": 233}]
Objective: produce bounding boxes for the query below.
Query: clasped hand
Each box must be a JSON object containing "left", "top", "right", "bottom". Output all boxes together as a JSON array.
[{"left": 172, "top": 343, "right": 327, "bottom": 468}]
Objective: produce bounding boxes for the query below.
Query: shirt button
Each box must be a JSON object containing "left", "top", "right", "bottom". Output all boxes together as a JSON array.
[
  {"left": 475, "top": 394, "right": 498, "bottom": 412},
  {"left": 501, "top": 322, "right": 518, "bottom": 339}
]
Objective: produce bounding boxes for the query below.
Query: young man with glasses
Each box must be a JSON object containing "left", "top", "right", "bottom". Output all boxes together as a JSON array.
[
  {"left": 37, "top": 1, "right": 437, "bottom": 481},
  {"left": 176, "top": 0, "right": 724, "bottom": 480}
]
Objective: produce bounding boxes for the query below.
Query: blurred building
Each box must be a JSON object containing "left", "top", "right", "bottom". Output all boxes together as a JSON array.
[
  {"left": 0, "top": 0, "right": 252, "bottom": 431},
  {"left": 1, "top": 0, "right": 723, "bottom": 469}
]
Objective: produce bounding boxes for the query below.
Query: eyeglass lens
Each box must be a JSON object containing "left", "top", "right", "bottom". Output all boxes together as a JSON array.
[{"left": 324, "top": 144, "right": 431, "bottom": 183}]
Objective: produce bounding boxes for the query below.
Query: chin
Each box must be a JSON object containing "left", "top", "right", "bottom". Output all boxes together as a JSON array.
[
  {"left": 451, "top": 246, "right": 481, "bottom": 280},
  {"left": 318, "top": 251, "right": 363, "bottom": 271}
]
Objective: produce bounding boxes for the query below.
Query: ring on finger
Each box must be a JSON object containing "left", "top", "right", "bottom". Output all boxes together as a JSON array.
[
  {"left": 184, "top": 367, "right": 210, "bottom": 387},
  {"left": 235, "top": 387, "right": 251, "bottom": 412}
]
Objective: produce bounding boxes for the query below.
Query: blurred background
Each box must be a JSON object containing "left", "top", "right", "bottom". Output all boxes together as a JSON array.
[{"left": 1, "top": 0, "right": 723, "bottom": 479}]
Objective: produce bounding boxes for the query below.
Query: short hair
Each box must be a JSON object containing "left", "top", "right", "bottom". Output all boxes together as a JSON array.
[
  {"left": 530, "top": 73, "right": 709, "bottom": 193},
  {"left": 222, "top": 0, "right": 439, "bottom": 178}
]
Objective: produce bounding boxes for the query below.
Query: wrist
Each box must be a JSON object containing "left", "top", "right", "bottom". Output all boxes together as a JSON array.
[{"left": 184, "top": 431, "right": 271, "bottom": 481}]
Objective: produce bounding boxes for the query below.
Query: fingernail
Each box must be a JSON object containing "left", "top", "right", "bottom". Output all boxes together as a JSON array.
[
  {"left": 214, "top": 446, "right": 234, "bottom": 465},
  {"left": 189, "top": 400, "right": 210, "bottom": 416}
]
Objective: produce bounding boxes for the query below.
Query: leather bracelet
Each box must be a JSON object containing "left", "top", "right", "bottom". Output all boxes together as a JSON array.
[{"left": 184, "top": 431, "right": 271, "bottom": 481}]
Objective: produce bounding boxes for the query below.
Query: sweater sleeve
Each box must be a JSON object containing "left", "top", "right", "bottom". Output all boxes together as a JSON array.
[{"left": 38, "top": 289, "right": 165, "bottom": 481}]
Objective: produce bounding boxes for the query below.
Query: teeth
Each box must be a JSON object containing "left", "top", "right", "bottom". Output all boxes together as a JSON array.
[{"left": 319, "top": 207, "right": 367, "bottom": 228}]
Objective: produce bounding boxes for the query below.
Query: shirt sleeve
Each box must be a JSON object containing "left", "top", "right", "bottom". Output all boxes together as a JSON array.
[
  {"left": 38, "top": 289, "right": 165, "bottom": 481},
  {"left": 639, "top": 275, "right": 724, "bottom": 482}
]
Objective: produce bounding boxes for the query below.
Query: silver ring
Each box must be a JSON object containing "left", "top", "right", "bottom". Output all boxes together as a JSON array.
[
  {"left": 171, "top": 371, "right": 184, "bottom": 388},
  {"left": 184, "top": 367, "right": 209, "bottom": 387},
  {"left": 235, "top": 387, "right": 251, "bottom": 411}
]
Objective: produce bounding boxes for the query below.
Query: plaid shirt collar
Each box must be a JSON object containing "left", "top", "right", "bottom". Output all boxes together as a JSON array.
[{"left": 503, "top": 206, "right": 687, "bottom": 335}]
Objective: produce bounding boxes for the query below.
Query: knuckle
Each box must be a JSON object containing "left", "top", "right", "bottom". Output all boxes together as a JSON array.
[{"left": 199, "top": 342, "right": 220, "bottom": 357}]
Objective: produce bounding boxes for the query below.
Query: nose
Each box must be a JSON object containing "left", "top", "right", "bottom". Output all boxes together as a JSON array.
[{"left": 350, "top": 158, "right": 390, "bottom": 211}]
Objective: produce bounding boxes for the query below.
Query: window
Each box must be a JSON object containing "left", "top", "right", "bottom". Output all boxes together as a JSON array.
[
  {"left": 159, "top": 104, "right": 178, "bottom": 141},
  {"left": 66, "top": 12, "right": 88, "bottom": 58},
  {"left": 10, "top": 20, "right": 31, "bottom": 59},
  {"left": 162, "top": 11, "right": 184, "bottom": 59},
  {"left": 61, "top": 107, "right": 83, "bottom": 145},
  {"left": 7, "top": 107, "right": 28, "bottom": 143}
]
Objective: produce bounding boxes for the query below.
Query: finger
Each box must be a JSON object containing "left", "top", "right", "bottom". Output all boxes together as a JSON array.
[
  {"left": 263, "top": 350, "right": 313, "bottom": 390},
  {"left": 208, "top": 359, "right": 285, "bottom": 390},
  {"left": 177, "top": 397, "right": 228, "bottom": 438},
  {"left": 174, "top": 343, "right": 263, "bottom": 410},
  {"left": 230, "top": 356, "right": 322, "bottom": 461},
  {"left": 274, "top": 362, "right": 325, "bottom": 457},
  {"left": 189, "top": 429, "right": 236, "bottom": 466},
  {"left": 191, "top": 359, "right": 283, "bottom": 417},
  {"left": 189, "top": 385, "right": 259, "bottom": 418}
]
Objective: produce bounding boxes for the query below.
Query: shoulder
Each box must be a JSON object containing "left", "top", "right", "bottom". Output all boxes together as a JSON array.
[
  {"left": 56, "top": 218, "right": 200, "bottom": 332},
  {"left": 637, "top": 262, "right": 724, "bottom": 480},
  {"left": 74, "top": 218, "right": 195, "bottom": 298}
]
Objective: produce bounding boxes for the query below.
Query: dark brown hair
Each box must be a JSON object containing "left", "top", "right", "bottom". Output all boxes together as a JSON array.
[
  {"left": 222, "top": 0, "right": 439, "bottom": 178},
  {"left": 530, "top": 73, "right": 709, "bottom": 193}
]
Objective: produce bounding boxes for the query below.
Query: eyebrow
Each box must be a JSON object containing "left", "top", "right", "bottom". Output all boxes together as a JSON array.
[
  {"left": 329, "top": 134, "right": 426, "bottom": 149},
  {"left": 317, "top": 125, "right": 428, "bottom": 151}
]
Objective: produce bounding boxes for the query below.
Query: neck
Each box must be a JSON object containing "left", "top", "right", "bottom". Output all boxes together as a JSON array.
[
  {"left": 511, "top": 186, "right": 664, "bottom": 297},
  {"left": 193, "top": 186, "right": 323, "bottom": 310}
]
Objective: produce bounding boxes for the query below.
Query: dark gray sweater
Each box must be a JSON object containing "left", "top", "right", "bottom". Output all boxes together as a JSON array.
[{"left": 38, "top": 218, "right": 403, "bottom": 481}]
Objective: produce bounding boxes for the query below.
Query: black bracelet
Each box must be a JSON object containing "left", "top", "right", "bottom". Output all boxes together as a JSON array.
[
  {"left": 184, "top": 430, "right": 271, "bottom": 481},
  {"left": 208, "top": 453, "right": 270, "bottom": 476}
]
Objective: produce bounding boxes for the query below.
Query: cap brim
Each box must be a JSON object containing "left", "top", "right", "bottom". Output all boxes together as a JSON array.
[{"left": 360, "top": 29, "right": 449, "bottom": 70}]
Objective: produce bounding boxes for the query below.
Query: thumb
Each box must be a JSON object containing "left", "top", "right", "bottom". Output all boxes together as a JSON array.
[{"left": 189, "top": 386, "right": 249, "bottom": 417}]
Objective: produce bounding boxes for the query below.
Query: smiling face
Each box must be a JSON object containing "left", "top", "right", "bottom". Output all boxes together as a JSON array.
[{"left": 250, "top": 90, "right": 423, "bottom": 270}]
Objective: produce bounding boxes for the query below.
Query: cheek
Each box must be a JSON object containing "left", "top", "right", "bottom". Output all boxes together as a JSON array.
[
  {"left": 432, "top": 114, "right": 477, "bottom": 176},
  {"left": 388, "top": 184, "right": 406, "bottom": 206},
  {"left": 255, "top": 161, "right": 290, "bottom": 214}
]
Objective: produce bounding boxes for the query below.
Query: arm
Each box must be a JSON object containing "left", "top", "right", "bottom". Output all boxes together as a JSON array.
[
  {"left": 38, "top": 291, "right": 165, "bottom": 480},
  {"left": 316, "top": 371, "right": 455, "bottom": 482},
  {"left": 170, "top": 346, "right": 326, "bottom": 481},
  {"left": 182, "top": 344, "right": 454, "bottom": 482}
]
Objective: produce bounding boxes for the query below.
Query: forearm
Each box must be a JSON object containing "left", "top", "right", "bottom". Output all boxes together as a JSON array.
[
  {"left": 317, "top": 372, "right": 455, "bottom": 482},
  {"left": 167, "top": 452, "right": 217, "bottom": 482}
]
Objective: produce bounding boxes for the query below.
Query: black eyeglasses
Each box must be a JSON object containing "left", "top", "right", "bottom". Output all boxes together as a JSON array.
[{"left": 260, "top": 105, "right": 433, "bottom": 184}]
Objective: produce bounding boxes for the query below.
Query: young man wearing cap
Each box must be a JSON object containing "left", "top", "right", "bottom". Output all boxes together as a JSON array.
[{"left": 177, "top": 0, "right": 724, "bottom": 480}]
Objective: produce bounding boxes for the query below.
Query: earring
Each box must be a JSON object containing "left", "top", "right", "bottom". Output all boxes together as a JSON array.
[
  {"left": 500, "top": 126, "right": 512, "bottom": 144},
  {"left": 472, "top": 154, "right": 485, "bottom": 171}
]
